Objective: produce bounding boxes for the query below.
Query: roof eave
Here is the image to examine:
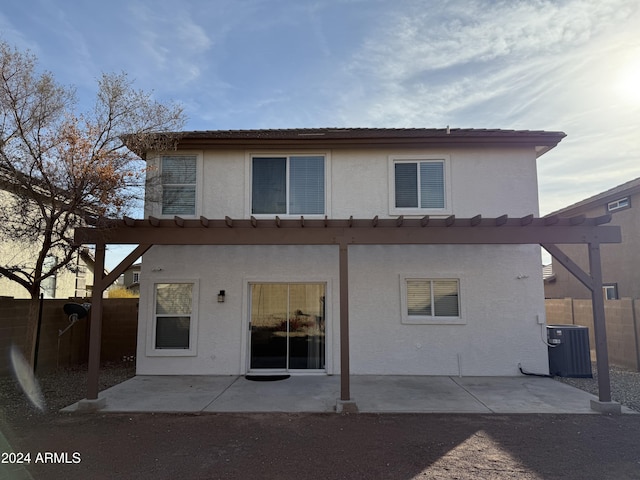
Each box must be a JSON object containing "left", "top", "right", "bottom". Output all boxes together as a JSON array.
[{"left": 165, "top": 134, "right": 565, "bottom": 153}]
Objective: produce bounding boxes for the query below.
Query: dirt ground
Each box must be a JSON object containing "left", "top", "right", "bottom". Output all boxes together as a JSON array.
[
  {"left": 1, "top": 410, "right": 640, "bottom": 479},
  {"left": 2, "top": 366, "right": 640, "bottom": 479}
]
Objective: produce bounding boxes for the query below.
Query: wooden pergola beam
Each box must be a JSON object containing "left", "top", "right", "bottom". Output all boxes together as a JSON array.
[{"left": 76, "top": 224, "right": 621, "bottom": 246}]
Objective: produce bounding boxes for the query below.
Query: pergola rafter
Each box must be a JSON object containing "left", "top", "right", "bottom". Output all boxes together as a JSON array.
[{"left": 76, "top": 214, "right": 623, "bottom": 413}]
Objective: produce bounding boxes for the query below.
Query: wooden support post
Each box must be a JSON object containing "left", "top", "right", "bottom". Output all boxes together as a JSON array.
[
  {"left": 339, "top": 239, "right": 351, "bottom": 402},
  {"left": 83, "top": 243, "right": 152, "bottom": 406},
  {"left": 588, "top": 242, "right": 612, "bottom": 403},
  {"left": 87, "top": 243, "right": 105, "bottom": 400}
]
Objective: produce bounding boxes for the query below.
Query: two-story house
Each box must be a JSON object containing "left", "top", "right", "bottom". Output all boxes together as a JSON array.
[
  {"left": 544, "top": 177, "right": 640, "bottom": 300},
  {"left": 128, "top": 128, "right": 568, "bottom": 379}
]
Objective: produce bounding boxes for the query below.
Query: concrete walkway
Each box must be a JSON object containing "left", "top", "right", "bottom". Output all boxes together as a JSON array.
[{"left": 62, "top": 375, "right": 636, "bottom": 414}]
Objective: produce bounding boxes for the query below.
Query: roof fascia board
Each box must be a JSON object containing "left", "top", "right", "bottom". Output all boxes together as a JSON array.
[{"left": 171, "top": 136, "right": 563, "bottom": 152}]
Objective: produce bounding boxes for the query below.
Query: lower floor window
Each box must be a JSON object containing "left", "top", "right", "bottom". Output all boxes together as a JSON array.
[
  {"left": 154, "top": 283, "right": 193, "bottom": 349},
  {"left": 407, "top": 279, "right": 459, "bottom": 317},
  {"left": 401, "top": 276, "right": 462, "bottom": 324}
]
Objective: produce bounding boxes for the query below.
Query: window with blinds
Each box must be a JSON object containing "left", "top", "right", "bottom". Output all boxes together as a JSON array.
[
  {"left": 161, "top": 156, "right": 197, "bottom": 215},
  {"left": 394, "top": 160, "right": 445, "bottom": 209},
  {"left": 252, "top": 155, "right": 325, "bottom": 215},
  {"left": 154, "top": 283, "right": 193, "bottom": 349},
  {"left": 406, "top": 279, "right": 459, "bottom": 318}
]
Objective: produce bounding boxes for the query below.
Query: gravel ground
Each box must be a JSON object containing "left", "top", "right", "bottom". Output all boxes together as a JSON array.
[
  {"left": 554, "top": 363, "right": 640, "bottom": 412},
  {"left": 0, "top": 362, "right": 136, "bottom": 422}
]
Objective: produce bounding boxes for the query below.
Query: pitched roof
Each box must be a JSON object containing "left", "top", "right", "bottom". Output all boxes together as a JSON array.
[
  {"left": 548, "top": 177, "right": 640, "bottom": 216},
  {"left": 132, "top": 127, "right": 566, "bottom": 157}
]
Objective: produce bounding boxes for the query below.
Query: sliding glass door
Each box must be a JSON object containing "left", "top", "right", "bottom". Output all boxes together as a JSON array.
[{"left": 249, "top": 283, "right": 325, "bottom": 371}]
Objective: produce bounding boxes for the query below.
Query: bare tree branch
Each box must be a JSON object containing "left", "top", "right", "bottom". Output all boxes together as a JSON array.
[{"left": 0, "top": 41, "right": 186, "bottom": 365}]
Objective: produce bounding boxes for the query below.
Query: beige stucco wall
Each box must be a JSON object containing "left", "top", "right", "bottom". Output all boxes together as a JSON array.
[
  {"left": 137, "top": 144, "right": 547, "bottom": 376},
  {"left": 137, "top": 243, "right": 548, "bottom": 376},
  {"left": 145, "top": 146, "right": 540, "bottom": 220}
]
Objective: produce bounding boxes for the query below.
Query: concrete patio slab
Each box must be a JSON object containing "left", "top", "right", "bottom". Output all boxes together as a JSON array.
[
  {"left": 204, "top": 375, "right": 340, "bottom": 413},
  {"left": 351, "top": 376, "right": 490, "bottom": 413},
  {"left": 61, "top": 375, "right": 637, "bottom": 414},
  {"left": 452, "top": 376, "right": 634, "bottom": 414},
  {"left": 63, "top": 375, "right": 239, "bottom": 412}
]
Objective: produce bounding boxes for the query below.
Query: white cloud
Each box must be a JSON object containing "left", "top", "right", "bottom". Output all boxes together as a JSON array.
[
  {"left": 336, "top": 0, "right": 637, "bottom": 124},
  {"left": 126, "top": 3, "right": 214, "bottom": 86}
]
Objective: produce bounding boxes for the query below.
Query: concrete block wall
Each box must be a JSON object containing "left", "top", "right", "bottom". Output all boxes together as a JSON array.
[{"left": 545, "top": 298, "right": 640, "bottom": 371}]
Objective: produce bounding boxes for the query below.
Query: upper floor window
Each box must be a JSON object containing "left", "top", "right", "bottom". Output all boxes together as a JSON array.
[
  {"left": 607, "top": 197, "right": 630, "bottom": 212},
  {"left": 252, "top": 155, "right": 325, "bottom": 215},
  {"left": 161, "top": 155, "right": 197, "bottom": 215},
  {"left": 389, "top": 155, "right": 451, "bottom": 215},
  {"left": 603, "top": 283, "right": 618, "bottom": 300}
]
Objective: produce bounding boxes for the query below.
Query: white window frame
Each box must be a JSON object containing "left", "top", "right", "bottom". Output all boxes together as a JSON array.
[
  {"left": 607, "top": 197, "right": 630, "bottom": 212},
  {"left": 146, "top": 279, "right": 199, "bottom": 356},
  {"left": 388, "top": 154, "right": 452, "bottom": 216},
  {"left": 603, "top": 284, "right": 618, "bottom": 300},
  {"left": 240, "top": 276, "right": 334, "bottom": 374},
  {"left": 149, "top": 152, "right": 203, "bottom": 218},
  {"left": 399, "top": 273, "right": 465, "bottom": 325},
  {"left": 245, "top": 152, "right": 331, "bottom": 218}
]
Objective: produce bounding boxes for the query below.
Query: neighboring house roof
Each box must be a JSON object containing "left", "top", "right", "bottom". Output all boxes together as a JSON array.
[
  {"left": 547, "top": 177, "right": 640, "bottom": 217},
  {"left": 128, "top": 127, "right": 566, "bottom": 158},
  {"left": 0, "top": 165, "right": 102, "bottom": 218}
]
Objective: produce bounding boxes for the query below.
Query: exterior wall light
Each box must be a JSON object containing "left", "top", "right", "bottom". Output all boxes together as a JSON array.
[{"left": 218, "top": 290, "right": 226, "bottom": 303}]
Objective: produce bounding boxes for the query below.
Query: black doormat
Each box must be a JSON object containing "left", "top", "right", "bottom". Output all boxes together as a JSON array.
[{"left": 245, "top": 374, "right": 291, "bottom": 382}]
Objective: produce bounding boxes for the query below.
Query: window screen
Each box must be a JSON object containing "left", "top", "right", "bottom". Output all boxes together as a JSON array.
[
  {"left": 155, "top": 283, "right": 193, "bottom": 349},
  {"left": 252, "top": 156, "right": 325, "bottom": 214},
  {"left": 407, "top": 279, "right": 459, "bottom": 317},
  {"left": 290, "top": 156, "right": 324, "bottom": 214},
  {"left": 161, "top": 156, "right": 197, "bottom": 215},
  {"left": 394, "top": 160, "right": 445, "bottom": 209}
]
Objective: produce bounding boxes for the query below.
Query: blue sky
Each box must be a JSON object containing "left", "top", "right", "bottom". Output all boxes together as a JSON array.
[{"left": 2, "top": 0, "right": 639, "bottom": 268}]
